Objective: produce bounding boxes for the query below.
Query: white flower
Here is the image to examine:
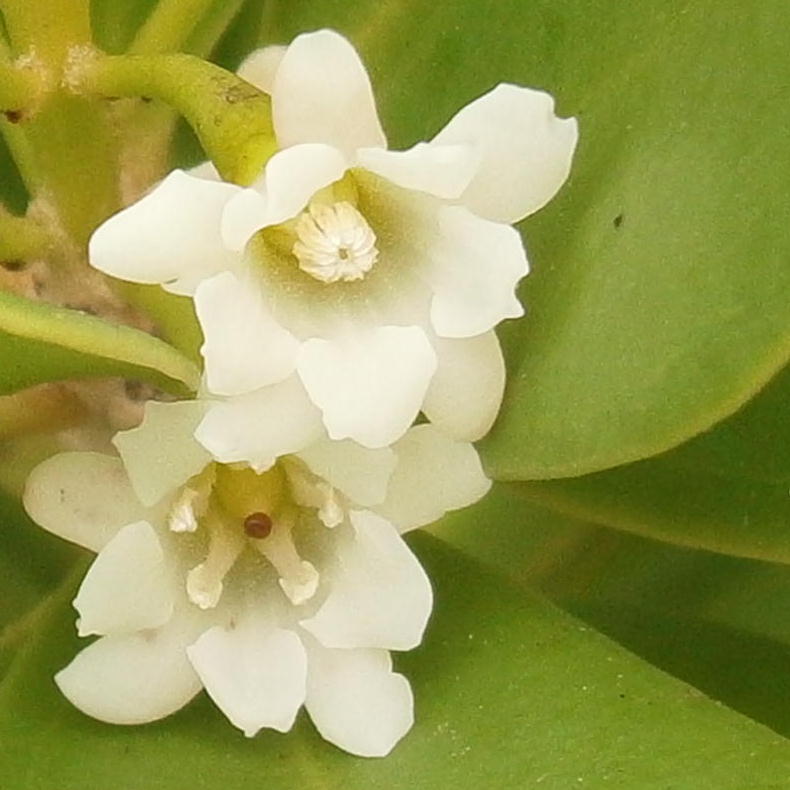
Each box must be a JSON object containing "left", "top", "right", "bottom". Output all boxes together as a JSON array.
[
  {"left": 23, "top": 399, "right": 490, "bottom": 756},
  {"left": 90, "top": 29, "right": 578, "bottom": 450}
]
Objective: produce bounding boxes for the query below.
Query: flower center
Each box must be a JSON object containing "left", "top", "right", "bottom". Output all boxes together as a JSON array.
[
  {"left": 173, "top": 464, "right": 319, "bottom": 610},
  {"left": 292, "top": 201, "right": 379, "bottom": 283}
]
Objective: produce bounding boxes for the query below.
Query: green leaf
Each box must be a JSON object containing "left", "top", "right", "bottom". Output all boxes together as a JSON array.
[
  {"left": 0, "top": 489, "right": 78, "bottom": 678},
  {"left": 668, "top": 362, "right": 790, "bottom": 487},
  {"left": 512, "top": 454, "right": 790, "bottom": 565},
  {"left": 0, "top": 289, "right": 199, "bottom": 395},
  {"left": 479, "top": 361, "right": 790, "bottom": 564},
  {"left": 3, "top": 535, "right": 790, "bottom": 788},
  {"left": 433, "top": 487, "right": 790, "bottom": 737},
  {"left": 264, "top": 0, "right": 790, "bottom": 481},
  {"left": 507, "top": 355, "right": 790, "bottom": 562}
]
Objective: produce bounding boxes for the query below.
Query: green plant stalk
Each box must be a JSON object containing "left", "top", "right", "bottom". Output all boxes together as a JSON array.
[
  {"left": 19, "top": 95, "right": 121, "bottom": 247},
  {"left": 74, "top": 52, "right": 276, "bottom": 185},
  {"left": 0, "top": 0, "right": 91, "bottom": 66},
  {"left": 0, "top": 209, "right": 49, "bottom": 259},
  {"left": 0, "top": 1, "right": 121, "bottom": 247},
  {"left": 0, "top": 36, "right": 45, "bottom": 201},
  {"left": 130, "top": 0, "right": 217, "bottom": 55},
  {"left": 0, "top": 62, "right": 39, "bottom": 113}
]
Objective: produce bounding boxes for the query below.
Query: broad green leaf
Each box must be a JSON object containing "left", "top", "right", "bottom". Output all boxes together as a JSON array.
[
  {"left": 669, "top": 362, "right": 790, "bottom": 487},
  {"left": 3, "top": 535, "right": 790, "bottom": 788},
  {"left": 264, "top": 1, "right": 790, "bottom": 481},
  {"left": 513, "top": 456, "right": 790, "bottom": 565},
  {"left": 0, "top": 490, "right": 78, "bottom": 678},
  {"left": 433, "top": 487, "right": 790, "bottom": 736},
  {"left": 0, "top": 290, "right": 199, "bottom": 396},
  {"left": 482, "top": 362, "right": 790, "bottom": 565}
]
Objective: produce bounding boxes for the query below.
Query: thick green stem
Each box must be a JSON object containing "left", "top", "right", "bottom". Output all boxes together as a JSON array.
[
  {"left": 0, "top": 209, "right": 49, "bottom": 259},
  {"left": 130, "top": 0, "right": 216, "bottom": 55},
  {"left": 0, "top": 1, "right": 121, "bottom": 247},
  {"left": 0, "top": 36, "right": 43, "bottom": 199},
  {"left": 0, "top": 62, "right": 40, "bottom": 114},
  {"left": 0, "top": 0, "right": 91, "bottom": 65},
  {"left": 74, "top": 52, "right": 276, "bottom": 185}
]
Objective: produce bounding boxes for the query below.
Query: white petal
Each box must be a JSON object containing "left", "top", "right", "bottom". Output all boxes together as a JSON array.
[
  {"left": 426, "top": 205, "right": 528, "bottom": 338},
  {"left": 195, "top": 376, "right": 324, "bottom": 471},
  {"left": 23, "top": 452, "right": 147, "bottom": 551},
  {"left": 304, "top": 640, "right": 413, "bottom": 757},
  {"left": 237, "top": 45, "right": 287, "bottom": 93},
  {"left": 356, "top": 142, "right": 478, "bottom": 199},
  {"left": 422, "top": 331, "right": 506, "bottom": 441},
  {"left": 56, "top": 613, "right": 203, "bottom": 725},
  {"left": 194, "top": 271, "right": 299, "bottom": 396},
  {"left": 296, "top": 438, "right": 396, "bottom": 507},
  {"left": 74, "top": 521, "right": 174, "bottom": 636},
  {"left": 375, "top": 424, "right": 492, "bottom": 532},
  {"left": 89, "top": 170, "right": 242, "bottom": 295},
  {"left": 260, "top": 143, "right": 348, "bottom": 228},
  {"left": 187, "top": 161, "right": 220, "bottom": 181},
  {"left": 219, "top": 186, "right": 268, "bottom": 252},
  {"left": 297, "top": 327, "right": 437, "bottom": 448},
  {"left": 221, "top": 144, "right": 348, "bottom": 249},
  {"left": 187, "top": 619, "right": 306, "bottom": 736},
  {"left": 272, "top": 30, "right": 386, "bottom": 154},
  {"left": 301, "top": 510, "right": 432, "bottom": 650},
  {"left": 113, "top": 400, "right": 212, "bottom": 507},
  {"left": 432, "top": 83, "right": 578, "bottom": 223}
]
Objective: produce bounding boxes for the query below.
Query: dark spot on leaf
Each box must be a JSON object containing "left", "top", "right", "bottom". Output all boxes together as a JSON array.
[
  {"left": 1, "top": 259, "right": 25, "bottom": 271},
  {"left": 4, "top": 109, "right": 23, "bottom": 124},
  {"left": 613, "top": 213, "right": 624, "bottom": 229}
]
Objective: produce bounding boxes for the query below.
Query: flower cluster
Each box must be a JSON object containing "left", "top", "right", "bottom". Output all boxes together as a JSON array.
[{"left": 23, "top": 30, "right": 576, "bottom": 756}]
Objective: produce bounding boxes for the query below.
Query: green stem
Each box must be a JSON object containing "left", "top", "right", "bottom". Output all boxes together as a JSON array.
[
  {"left": 0, "top": 62, "right": 40, "bottom": 114},
  {"left": 0, "top": 36, "right": 42, "bottom": 199},
  {"left": 0, "top": 0, "right": 91, "bottom": 64},
  {"left": 74, "top": 52, "right": 276, "bottom": 185},
  {"left": 0, "top": 1, "right": 120, "bottom": 246},
  {"left": 130, "top": 0, "right": 217, "bottom": 54},
  {"left": 0, "top": 208, "right": 49, "bottom": 259}
]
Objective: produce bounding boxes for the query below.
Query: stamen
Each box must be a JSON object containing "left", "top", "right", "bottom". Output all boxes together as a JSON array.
[
  {"left": 281, "top": 459, "right": 345, "bottom": 529},
  {"left": 186, "top": 508, "right": 245, "bottom": 609},
  {"left": 168, "top": 486, "right": 202, "bottom": 533},
  {"left": 292, "top": 201, "right": 379, "bottom": 283},
  {"left": 252, "top": 510, "right": 319, "bottom": 605},
  {"left": 168, "top": 466, "right": 214, "bottom": 533},
  {"left": 316, "top": 482, "right": 344, "bottom": 528}
]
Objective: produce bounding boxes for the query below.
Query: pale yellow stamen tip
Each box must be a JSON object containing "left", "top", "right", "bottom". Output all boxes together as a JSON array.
[{"left": 168, "top": 487, "right": 202, "bottom": 533}]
